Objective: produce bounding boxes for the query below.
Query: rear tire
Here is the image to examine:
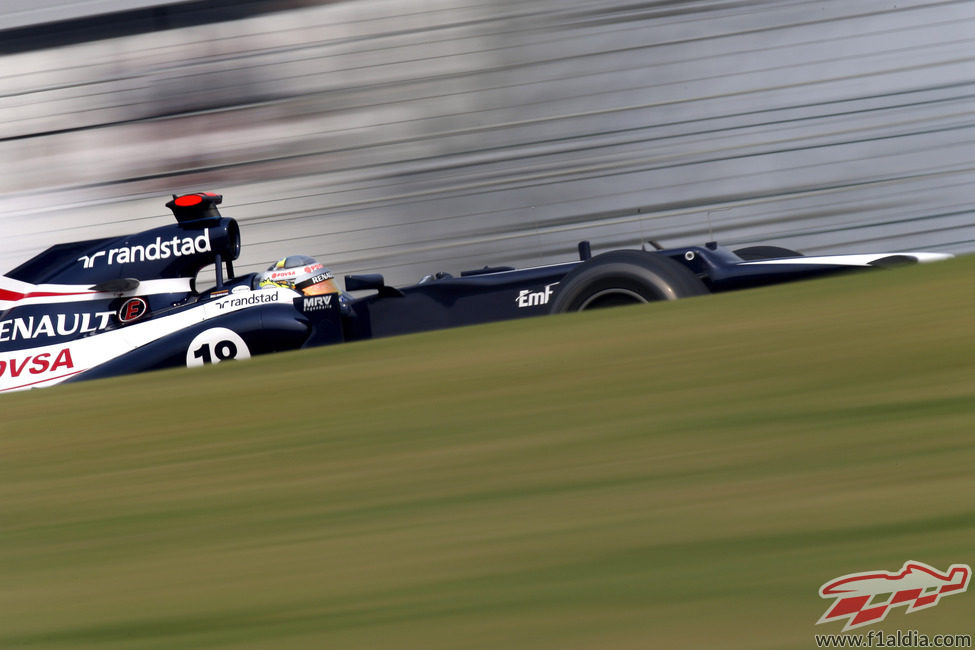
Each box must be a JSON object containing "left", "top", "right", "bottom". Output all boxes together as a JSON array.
[{"left": 549, "top": 250, "right": 708, "bottom": 313}]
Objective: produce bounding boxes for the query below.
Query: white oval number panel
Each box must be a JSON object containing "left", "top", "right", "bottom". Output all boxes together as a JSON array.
[{"left": 186, "top": 328, "right": 251, "bottom": 367}]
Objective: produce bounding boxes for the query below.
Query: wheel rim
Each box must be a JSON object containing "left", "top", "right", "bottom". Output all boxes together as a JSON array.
[{"left": 577, "top": 288, "right": 649, "bottom": 310}]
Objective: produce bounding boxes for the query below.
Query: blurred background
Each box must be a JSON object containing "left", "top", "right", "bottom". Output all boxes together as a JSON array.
[{"left": 1, "top": 0, "right": 973, "bottom": 286}]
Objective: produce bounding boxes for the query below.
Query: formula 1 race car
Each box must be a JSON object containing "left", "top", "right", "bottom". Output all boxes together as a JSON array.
[{"left": 0, "top": 192, "right": 951, "bottom": 392}]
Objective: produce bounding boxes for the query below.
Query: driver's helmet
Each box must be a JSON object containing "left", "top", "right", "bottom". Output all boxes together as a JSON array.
[{"left": 257, "top": 255, "right": 341, "bottom": 296}]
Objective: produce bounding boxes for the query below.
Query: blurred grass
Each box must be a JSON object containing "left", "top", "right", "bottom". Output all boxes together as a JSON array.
[{"left": 1, "top": 256, "right": 974, "bottom": 649}]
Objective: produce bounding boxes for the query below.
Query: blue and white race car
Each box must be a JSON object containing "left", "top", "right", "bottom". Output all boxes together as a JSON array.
[{"left": 0, "top": 192, "right": 950, "bottom": 392}]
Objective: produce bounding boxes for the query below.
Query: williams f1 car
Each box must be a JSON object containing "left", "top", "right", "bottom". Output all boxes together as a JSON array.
[{"left": 0, "top": 192, "right": 951, "bottom": 392}]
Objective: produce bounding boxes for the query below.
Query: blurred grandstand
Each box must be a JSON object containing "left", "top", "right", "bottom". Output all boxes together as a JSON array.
[{"left": 1, "top": 0, "right": 973, "bottom": 286}]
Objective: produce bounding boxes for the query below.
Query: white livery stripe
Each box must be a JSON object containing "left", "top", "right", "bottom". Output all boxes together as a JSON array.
[
  {"left": 739, "top": 252, "right": 953, "bottom": 267},
  {"left": 0, "top": 277, "right": 193, "bottom": 309}
]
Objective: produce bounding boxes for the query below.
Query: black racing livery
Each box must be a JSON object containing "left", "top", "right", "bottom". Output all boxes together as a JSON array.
[{"left": 0, "top": 193, "right": 950, "bottom": 392}]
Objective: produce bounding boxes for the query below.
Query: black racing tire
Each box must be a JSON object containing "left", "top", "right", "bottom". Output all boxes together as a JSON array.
[
  {"left": 733, "top": 245, "right": 803, "bottom": 260},
  {"left": 549, "top": 250, "right": 709, "bottom": 313}
]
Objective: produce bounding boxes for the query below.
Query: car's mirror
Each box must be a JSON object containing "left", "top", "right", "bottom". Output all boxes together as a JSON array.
[
  {"left": 344, "top": 274, "right": 404, "bottom": 297},
  {"left": 345, "top": 274, "right": 385, "bottom": 291}
]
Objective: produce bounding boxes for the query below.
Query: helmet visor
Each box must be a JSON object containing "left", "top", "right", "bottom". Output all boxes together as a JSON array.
[
  {"left": 300, "top": 276, "right": 342, "bottom": 296},
  {"left": 294, "top": 267, "right": 341, "bottom": 296}
]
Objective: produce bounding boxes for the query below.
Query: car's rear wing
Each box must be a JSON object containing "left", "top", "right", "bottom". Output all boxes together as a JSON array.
[{"left": 4, "top": 193, "right": 240, "bottom": 291}]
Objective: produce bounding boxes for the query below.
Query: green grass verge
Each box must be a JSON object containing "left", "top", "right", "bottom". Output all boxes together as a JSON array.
[{"left": 2, "top": 257, "right": 974, "bottom": 649}]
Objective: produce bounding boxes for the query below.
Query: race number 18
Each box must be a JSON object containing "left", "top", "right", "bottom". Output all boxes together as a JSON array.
[{"left": 186, "top": 328, "right": 251, "bottom": 367}]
